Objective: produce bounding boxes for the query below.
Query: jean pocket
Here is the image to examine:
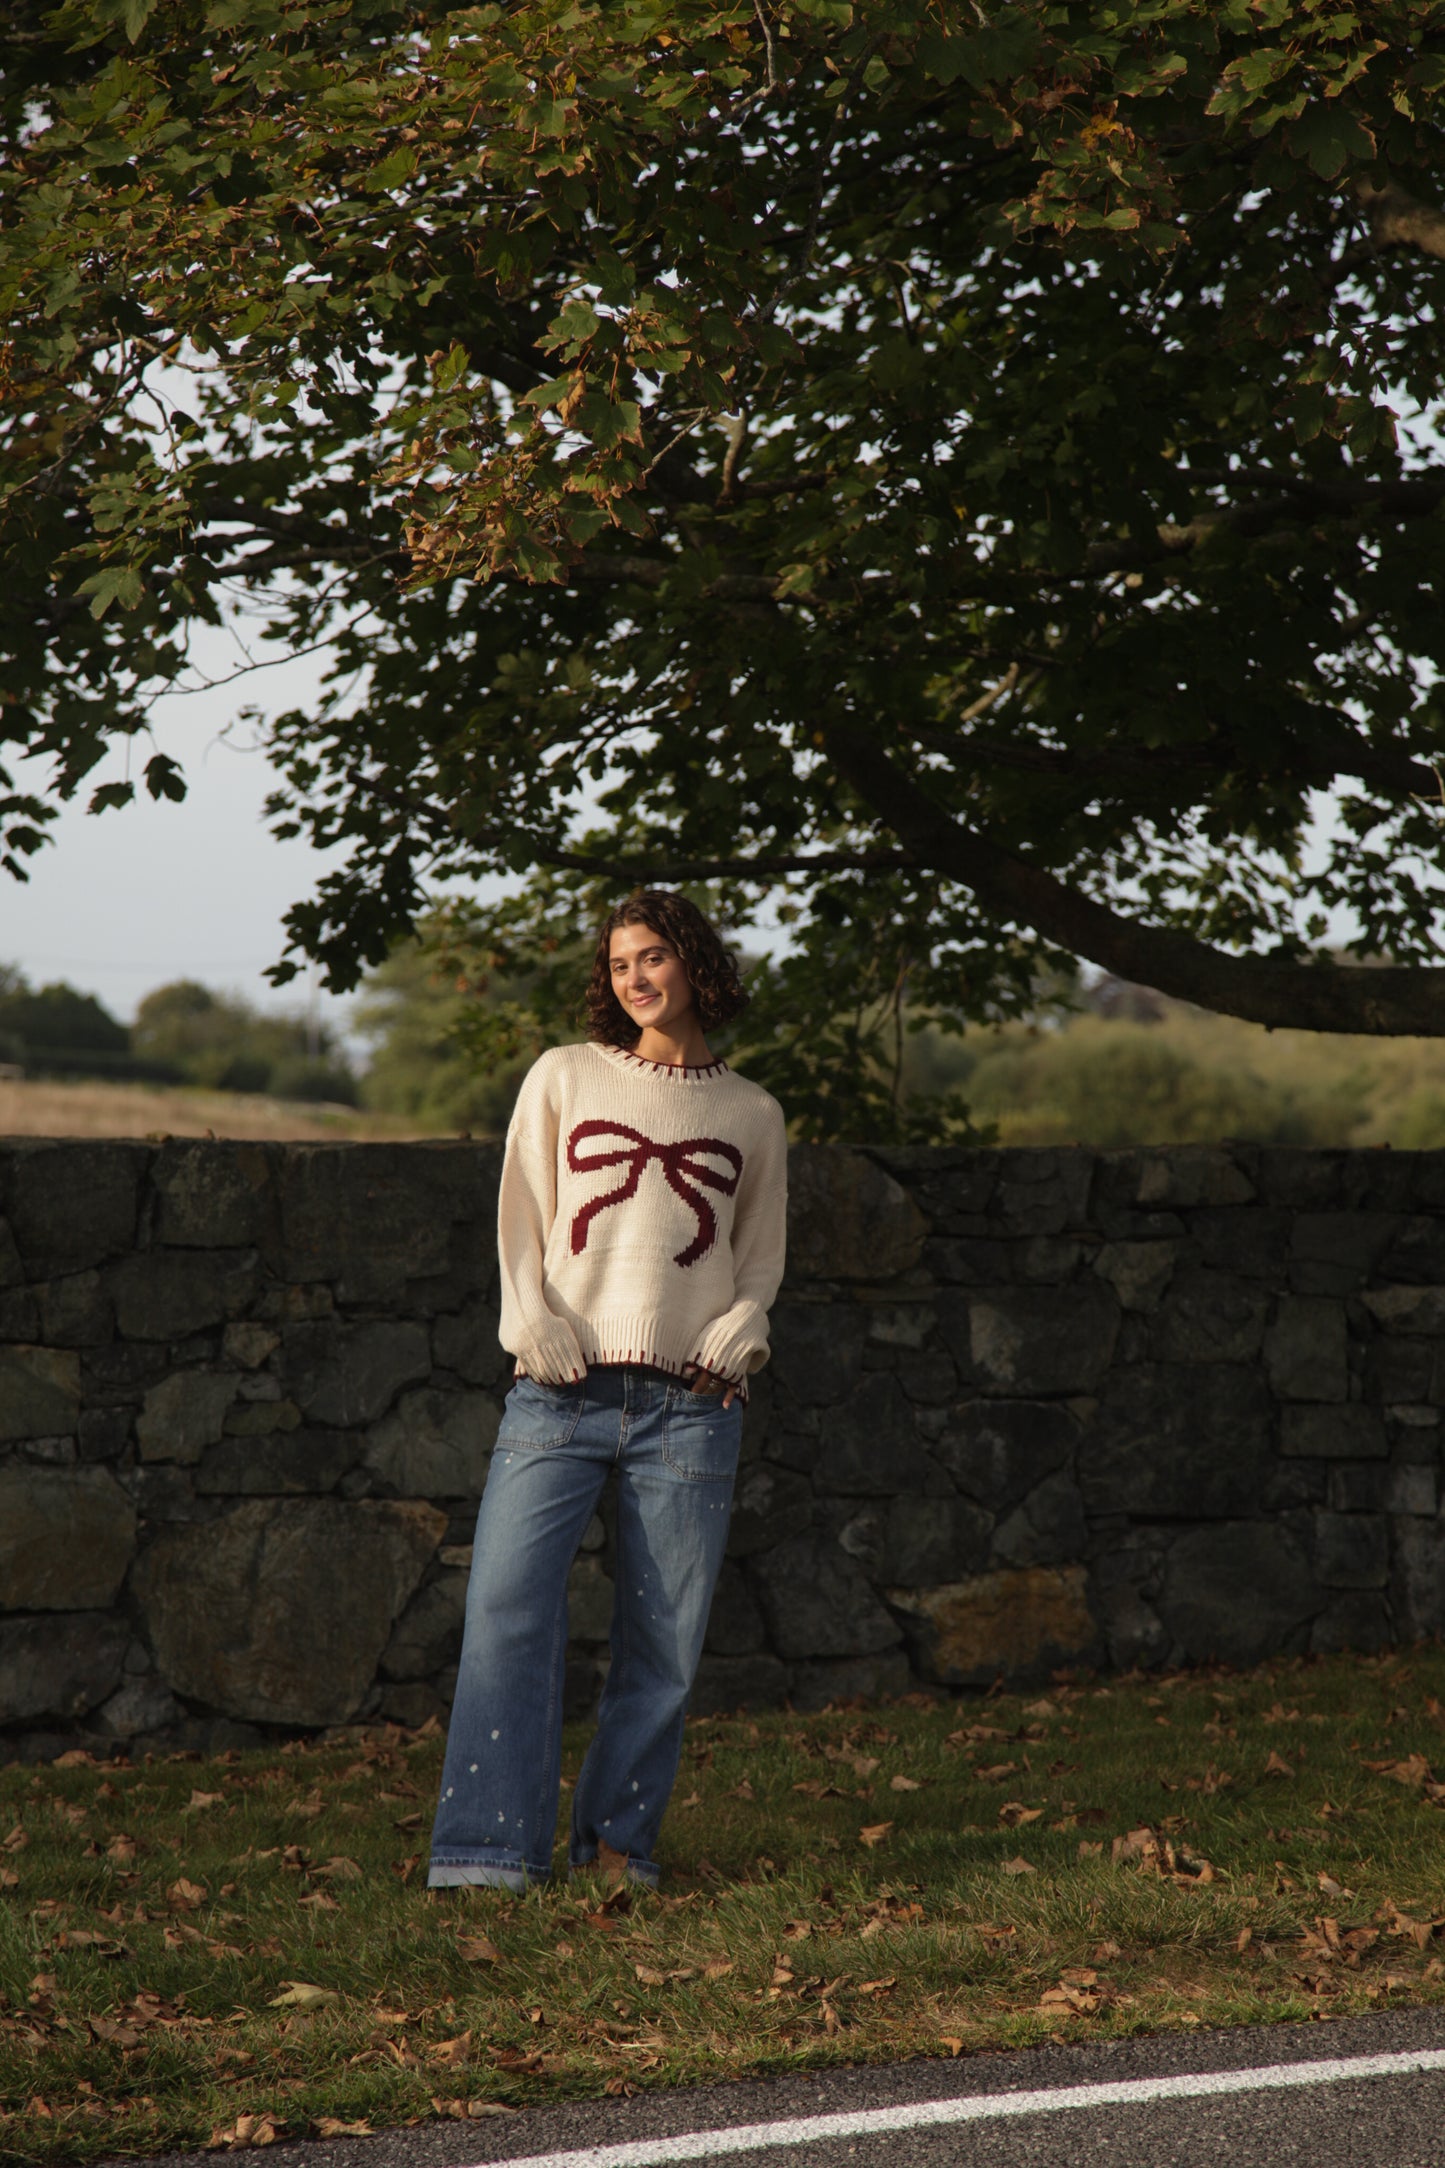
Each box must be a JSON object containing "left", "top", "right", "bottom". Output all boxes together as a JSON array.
[
  {"left": 662, "top": 1388, "right": 742, "bottom": 1482},
  {"left": 501, "top": 1375, "right": 585, "bottom": 1450}
]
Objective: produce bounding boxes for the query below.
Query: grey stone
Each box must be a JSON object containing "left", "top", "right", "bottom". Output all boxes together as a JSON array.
[
  {"left": 0, "top": 1218, "right": 22, "bottom": 1287},
  {"left": 0, "top": 1285, "right": 38, "bottom": 1340},
  {"left": 1393, "top": 1512, "right": 1445, "bottom": 1638},
  {"left": 364, "top": 1387, "right": 500, "bottom": 1495},
  {"left": 195, "top": 1428, "right": 366, "bottom": 1495},
  {"left": 689, "top": 1653, "right": 790, "bottom": 1714},
  {"left": 1082, "top": 1364, "right": 1272, "bottom": 1519},
  {"left": 432, "top": 1305, "right": 507, "bottom": 1387},
  {"left": 1311, "top": 1593, "right": 1393, "bottom": 1655},
  {"left": 98, "top": 1679, "right": 185, "bottom": 1736},
  {"left": 567, "top": 1557, "right": 615, "bottom": 1643},
  {"left": 897, "top": 1352, "right": 958, "bottom": 1404},
  {"left": 1378, "top": 1217, "right": 1445, "bottom": 1285},
  {"left": 288, "top": 1320, "right": 432, "bottom": 1426},
  {"left": 224, "top": 1322, "right": 281, "bottom": 1368},
  {"left": 877, "top": 1494, "right": 992, "bottom": 1586},
  {"left": 0, "top": 1465, "right": 136, "bottom": 1610},
  {"left": 36, "top": 1272, "right": 113, "bottom": 1347},
  {"left": 936, "top": 1400, "right": 1079, "bottom": 1513},
  {"left": 135, "top": 1371, "right": 239, "bottom": 1464},
  {"left": 1362, "top": 1285, "right": 1445, "bottom": 1334},
  {"left": 133, "top": 1496, "right": 446, "bottom": 1724},
  {"left": 1095, "top": 1581, "right": 1171, "bottom": 1670},
  {"left": 1147, "top": 1270, "right": 1271, "bottom": 1364},
  {"left": 1385, "top": 1463, "right": 1439, "bottom": 1516},
  {"left": 109, "top": 1250, "right": 260, "bottom": 1341},
  {"left": 751, "top": 1532, "right": 903, "bottom": 1660},
  {"left": 0, "top": 1345, "right": 80, "bottom": 1442},
  {"left": 3, "top": 1143, "right": 145, "bottom": 1276},
  {"left": 1265, "top": 1298, "right": 1348, "bottom": 1402},
  {"left": 1157, "top": 1522, "right": 1320, "bottom": 1664},
  {"left": 380, "top": 1568, "right": 469, "bottom": 1677},
  {"left": 770, "top": 1304, "right": 866, "bottom": 1406},
  {"left": 992, "top": 1471, "right": 1087, "bottom": 1568},
  {"left": 223, "top": 1399, "right": 302, "bottom": 1437},
  {"left": 78, "top": 1407, "right": 133, "bottom": 1463},
  {"left": 887, "top": 1565, "right": 1098, "bottom": 1686},
  {"left": 1130, "top": 1149, "right": 1256, "bottom": 1209},
  {"left": 279, "top": 1146, "right": 479, "bottom": 1298},
  {"left": 704, "top": 1562, "right": 767, "bottom": 1656},
  {"left": 1280, "top": 1405, "right": 1388, "bottom": 1460},
  {"left": 0, "top": 1611, "right": 128, "bottom": 1722},
  {"left": 1092, "top": 1241, "right": 1179, "bottom": 1312},
  {"left": 921, "top": 1237, "right": 1013, "bottom": 1284},
  {"left": 994, "top": 1153, "right": 1093, "bottom": 1235},
  {"left": 726, "top": 1464, "right": 813, "bottom": 1558},
  {"left": 947, "top": 1282, "right": 1119, "bottom": 1395},
  {"left": 1312, "top": 1511, "right": 1389, "bottom": 1589},
  {"left": 789, "top": 1650, "right": 912, "bottom": 1710},
  {"left": 1363, "top": 1337, "right": 1438, "bottom": 1406},
  {"left": 867, "top": 1303, "right": 937, "bottom": 1348},
  {"left": 152, "top": 1141, "right": 279, "bottom": 1249},
  {"left": 786, "top": 1145, "right": 926, "bottom": 1281},
  {"left": 827, "top": 1374, "right": 933, "bottom": 1496},
  {"left": 1191, "top": 1208, "right": 1291, "bottom": 1279},
  {"left": 1291, "top": 1213, "right": 1401, "bottom": 1295}
]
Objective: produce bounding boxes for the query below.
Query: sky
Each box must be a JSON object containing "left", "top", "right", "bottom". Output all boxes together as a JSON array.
[{"left": 3, "top": 640, "right": 384, "bottom": 1046}]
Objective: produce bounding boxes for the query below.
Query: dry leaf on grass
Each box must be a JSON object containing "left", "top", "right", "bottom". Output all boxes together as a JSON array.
[
  {"left": 678, "top": 1791, "right": 703, "bottom": 1810},
  {"left": 457, "top": 1934, "right": 500, "bottom": 1964},
  {"left": 187, "top": 1790, "right": 226, "bottom": 1811},
  {"left": 315, "top": 2119, "right": 373, "bottom": 2138},
  {"left": 1001, "top": 1856, "right": 1036, "bottom": 1876},
  {"left": 1263, "top": 1750, "right": 1295, "bottom": 1780},
  {"left": 427, "top": 2031, "right": 472, "bottom": 2068},
  {"left": 781, "top": 1919, "right": 812, "bottom": 1941},
  {"left": 168, "top": 1877, "right": 208, "bottom": 1910},
  {"left": 267, "top": 1982, "right": 337, "bottom": 2011},
  {"left": 701, "top": 1958, "right": 734, "bottom": 1980},
  {"left": 998, "top": 1801, "right": 1045, "bottom": 1828},
  {"left": 858, "top": 1821, "right": 893, "bottom": 1848},
  {"left": 312, "top": 1856, "right": 362, "bottom": 1882},
  {"left": 857, "top": 1976, "right": 897, "bottom": 1996},
  {"left": 889, "top": 1774, "right": 924, "bottom": 1793},
  {"left": 208, "top": 2112, "right": 287, "bottom": 2150},
  {"left": 976, "top": 1762, "right": 1017, "bottom": 1783}
]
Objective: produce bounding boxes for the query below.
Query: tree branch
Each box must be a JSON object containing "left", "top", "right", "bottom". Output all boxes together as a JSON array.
[
  {"left": 1354, "top": 176, "right": 1445, "bottom": 263},
  {"left": 820, "top": 718, "right": 1445, "bottom": 1037}
]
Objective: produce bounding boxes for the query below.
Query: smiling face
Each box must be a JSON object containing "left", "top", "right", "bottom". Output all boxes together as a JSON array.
[{"left": 608, "top": 920, "right": 697, "bottom": 1038}]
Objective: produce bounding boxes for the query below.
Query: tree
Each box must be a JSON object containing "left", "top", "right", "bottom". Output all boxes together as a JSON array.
[
  {"left": 131, "top": 978, "right": 358, "bottom": 1100},
  {"left": 6, "top": 1, "right": 1445, "bottom": 1141},
  {"left": 352, "top": 930, "right": 561, "bottom": 1134},
  {"left": 0, "top": 967, "right": 129, "bottom": 1065}
]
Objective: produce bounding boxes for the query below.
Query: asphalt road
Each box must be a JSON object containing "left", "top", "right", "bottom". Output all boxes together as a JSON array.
[{"left": 129, "top": 2006, "right": 1445, "bottom": 2168}]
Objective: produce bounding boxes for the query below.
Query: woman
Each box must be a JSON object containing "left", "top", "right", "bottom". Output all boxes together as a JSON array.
[{"left": 428, "top": 891, "right": 788, "bottom": 1891}]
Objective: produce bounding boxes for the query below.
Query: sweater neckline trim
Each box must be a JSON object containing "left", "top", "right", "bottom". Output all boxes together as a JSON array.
[{"left": 596, "top": 1043, "right": 730, "bottom": 1082}]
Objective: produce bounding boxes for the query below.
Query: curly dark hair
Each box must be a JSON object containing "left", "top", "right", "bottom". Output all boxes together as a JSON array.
[{"left": 585, "top": 891, "right": 750, "bottom": 1048}]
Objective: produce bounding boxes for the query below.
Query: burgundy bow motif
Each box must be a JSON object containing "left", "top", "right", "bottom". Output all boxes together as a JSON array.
[{"left": 567, "top": 1120, "right": 743, "bottom": 1268}]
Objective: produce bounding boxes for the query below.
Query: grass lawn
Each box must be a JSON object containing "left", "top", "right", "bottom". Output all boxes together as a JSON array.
[{"left": 3, "top": 1651, "right": 1444, "bottom": 2165}]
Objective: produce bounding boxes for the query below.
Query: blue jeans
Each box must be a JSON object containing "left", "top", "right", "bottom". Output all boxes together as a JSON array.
[{"left": 427, "top": 1366, "right": 742, "bottom": 1891}]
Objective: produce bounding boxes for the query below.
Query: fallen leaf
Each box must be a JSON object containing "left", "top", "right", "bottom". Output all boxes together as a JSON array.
[
  {"left": 678, "top": 1792, "right": 703, "bottom": 1810},
  {"left": 977, "top": 1762, "right": 1018, "bottom": 1783},
  {"left": 1364, "top": 1753, "right": 1434, "bottom": 1789},
  {"left": 781, "top": 1919, "right": 812, "bottom": 1941},
  {"left": 1092, "top": 1940, "right": 1124, "bottom": 1962},
  {"left": 701, "top": 1958, "right": 734, "bottom": 1980},
  {"left": 858, "top": 1822, "right": 894, "bottom": 1848},
  {"left": 998, "top": 1801, "right": 1045, "bottom": 1828},
  {"left": 427, "top": 2031, "right": 472, "bottom": 2069},
  {"left": 187, "top": 1791, "right": 226, "bottom": 1811},
  {"left": 312, "top": 1856, "right": 362, "bottom": 1882},
  {"left": 456, "top": 1934, "right": 500, "bottom": 1964},
  {"left": 1263, "top": 1750, "right": 1295, "bottom": 1780},
  {"left": 168, "top": 1877, "right": 208, "bottom": 1911},
  {"left": 267, "top": 1982, "right": 337, "bottom": 2010},
  {"left": 298, "top": 1891, "right": 340, "bottom": 1912},
  {"left": 208, "top": 2111, "right": 286, "bottom": 2149},
  {"left": 727, "top": 1779, "right": 755, "bottom": 1802},
  {"left": 315, "top": 2119, "right": 373, "bottom": 2138},
  {"left": 633, "top": 1964, "right": 668, "bottom": 1986},
  {"left": 770, "top": 1962, "right": 796, "bottom": 1988},
  {"left": 106, "top": 1835, "right": 137, "bottom": 1863},
  {"left": 940, "top": 2035, "right": 965, "bottom": 2055},
  {"left": 857, "top": 1976, "right": 897, "bottom": 1995},
  {"left": 1001, "top": 1856, "right": 1036, "bottom": 1876},
  {"left": 889, "top": 1774, "right": 923, "bottom": 1793}
]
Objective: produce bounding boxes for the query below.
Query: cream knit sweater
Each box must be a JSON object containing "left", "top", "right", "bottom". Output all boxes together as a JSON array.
[{"left": 497, "top": 1042, "right": 788, "bottom": 1386}]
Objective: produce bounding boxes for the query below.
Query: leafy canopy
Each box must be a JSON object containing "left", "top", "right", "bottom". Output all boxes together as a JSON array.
[{"left": 6, "top": 0, "right": 1445, "bottom": 1135}]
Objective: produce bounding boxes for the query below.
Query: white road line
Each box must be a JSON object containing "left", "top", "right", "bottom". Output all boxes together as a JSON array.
[{"left": 465, "top": 2045, "right": 1445, "bottom": 2168}]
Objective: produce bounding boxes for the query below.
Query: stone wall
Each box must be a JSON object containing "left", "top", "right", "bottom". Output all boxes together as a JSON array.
[{"left": 3, "top": 1137, "right": 1443, "bottom": 1759}]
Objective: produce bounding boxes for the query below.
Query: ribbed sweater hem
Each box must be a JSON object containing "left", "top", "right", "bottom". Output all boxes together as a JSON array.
[{"left": 514, "top": 1312, "right": 759, "bottom": 1388}]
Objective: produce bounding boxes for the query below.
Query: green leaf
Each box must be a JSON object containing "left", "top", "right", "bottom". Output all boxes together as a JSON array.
[{"left": 77, "top": 564, "right": 144, "bottom": 619}]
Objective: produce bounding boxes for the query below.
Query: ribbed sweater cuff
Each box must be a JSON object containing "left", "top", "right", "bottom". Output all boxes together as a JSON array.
[
  {"left": 692, "top": 1310, "right": 768, "bottom": 1386},
  {"left": 512, "top": 1317, "right": 587, "bottom": 1384}
]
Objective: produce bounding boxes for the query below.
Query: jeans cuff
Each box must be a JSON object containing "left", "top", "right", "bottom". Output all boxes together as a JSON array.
[
  {"left": 568, "top": 1854, "right": 660, "bottom": 1889},
  {"left": 428, "top": 1851, "right": 548, "bottom": 1891}
]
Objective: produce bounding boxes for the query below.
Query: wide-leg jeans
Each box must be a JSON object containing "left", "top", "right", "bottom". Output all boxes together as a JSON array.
[{"left": 427, "top": 1365, "right": 742, "bottom": 1891}]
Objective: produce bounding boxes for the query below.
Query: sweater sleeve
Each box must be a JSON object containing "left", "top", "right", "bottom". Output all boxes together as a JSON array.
[
  {"left": 690, "top": 1095, "right": 788, "bottom": 1382},
  {"left": 496, "top": 1056, "right": 587, "bottom": 1384}
]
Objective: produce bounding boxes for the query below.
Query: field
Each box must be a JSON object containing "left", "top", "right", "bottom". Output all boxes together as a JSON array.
[
  {"left": 2, "top": 1653, "right": 1443, "bottom": 2165},
  {"left": 0, "top": 1078, "right": 441, "bottom": 1144}
]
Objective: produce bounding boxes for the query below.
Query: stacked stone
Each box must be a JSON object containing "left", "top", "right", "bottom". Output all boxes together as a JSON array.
[{"left": 2, "top": 1136, "right": 1444, "bottom": 1758}]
